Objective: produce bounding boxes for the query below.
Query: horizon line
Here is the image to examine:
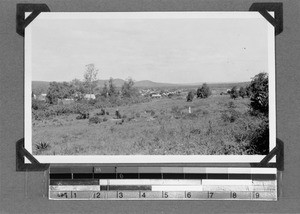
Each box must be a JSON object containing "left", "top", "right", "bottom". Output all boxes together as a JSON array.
[{"left": 31, "top": 78, "right": 251, "bottom": 85}]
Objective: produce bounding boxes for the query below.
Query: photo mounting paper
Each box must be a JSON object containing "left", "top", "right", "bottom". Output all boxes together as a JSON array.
[{"left": 24, "top": 12, "right": 276, "bottom": 163}]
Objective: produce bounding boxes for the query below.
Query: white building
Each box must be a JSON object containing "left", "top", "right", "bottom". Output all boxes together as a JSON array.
[{"left": 84, "top": 94, "right": 96, "bottom": 100}]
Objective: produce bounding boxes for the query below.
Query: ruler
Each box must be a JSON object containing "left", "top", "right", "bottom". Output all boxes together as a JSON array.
[{"left": 49, "top": 167, "right": 277, "bottom": 200}]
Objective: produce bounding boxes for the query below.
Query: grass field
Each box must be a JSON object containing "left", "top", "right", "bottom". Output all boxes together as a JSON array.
[{"left": 32, "top": 93, "right": 266, "bottom": 156}]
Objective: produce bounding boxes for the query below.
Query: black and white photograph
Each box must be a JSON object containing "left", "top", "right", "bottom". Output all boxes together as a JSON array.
[{"left": 24, "top": 12, "right": 276, "bottom": 163}]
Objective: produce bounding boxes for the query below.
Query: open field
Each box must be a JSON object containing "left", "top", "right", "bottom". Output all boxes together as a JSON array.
[{"left": 32, "top": 93, "right": 266, "bottom": 155}]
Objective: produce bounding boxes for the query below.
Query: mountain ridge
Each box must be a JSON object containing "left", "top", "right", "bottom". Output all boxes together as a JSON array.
[{"left": 32, "top": 79, "right": 250, "bottom": 94}]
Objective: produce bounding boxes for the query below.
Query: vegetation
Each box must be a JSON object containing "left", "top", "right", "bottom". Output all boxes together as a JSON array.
[
  {"left": 186, "top": 91, "right": 194, "bottom": 102},
  {"left": 248, "top": 72, "right": 269, "bottom": 116},
  {"left": 121, "top": 78, "right": 138, "bottom": 98},
  {"left": 247, "top": 72, "right": 269, "bottom": 154},
  {"left": 46, "top": 82, "right": 75, "bottom": 104},
  {"left": 83, "top": 64, "right": 98, "bottom": 95},
  {"left": 32, "top": 70, "right": 270, "bottom": 156},
  {"left": 239, "top": 86, "right": 247, "bottom": 98},
  {"left": 196, "top": 83, "right": 212, "bottom": 98},
  {"left": 35, "top": 141, "right": 50, "bottom": 154},
  {"left": 230, "top": 86, "right": 239, "bottom": 99}
]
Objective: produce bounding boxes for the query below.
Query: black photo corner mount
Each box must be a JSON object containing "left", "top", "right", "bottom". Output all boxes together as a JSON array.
[
  {"left": 249, "top": 2, "right": 283, "bottom": 35},
  {"left": 16, "top": 3, "right": 50, "bottom": 170},
  {"left": 16, "top": 3, "right": 50, "bottom": 37},
  {"left": 251, "top": 138, "right": 284, "bottom": 171},
  {"left": 16, "top": 138, "right": 50, "bottom": 171}
]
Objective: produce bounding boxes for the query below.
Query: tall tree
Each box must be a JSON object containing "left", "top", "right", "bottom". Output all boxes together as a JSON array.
[
  {"left": 84, "top": 64, "right": 98, "bottom": 95},
  {"left": 70, "top": 78, "right": 85, "bottom": 100},
  {"left": 108, "top": 77, "right": 117, "bottom": 97},
  {"left": 121, "top": 78, "right": 137, "bottom": 98},
  {"left": 46, "top": 82, "right": 72, "bottom": 104}
]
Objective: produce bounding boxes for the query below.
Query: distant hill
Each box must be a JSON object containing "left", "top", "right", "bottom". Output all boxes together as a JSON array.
[
  {"left": 206, "top": 82, "right": 250, "bottom": 89},
  {"left": 134, "top": 80, "right": 181, "bottom": 88},
  {"left": 95, "top": 79, "right": 125, "bottom": 87},
  {"left": 32, "top": 79, "right": 250, "bottom": 94}
]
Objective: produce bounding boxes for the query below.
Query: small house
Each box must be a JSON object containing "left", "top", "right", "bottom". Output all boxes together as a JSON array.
[{"left": 84, "top": 94, "right": 96, "bottom": 100}]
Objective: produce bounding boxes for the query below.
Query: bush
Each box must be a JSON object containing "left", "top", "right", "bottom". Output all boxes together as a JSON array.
[
  {"left": 186, "top": 91, "right": 194, "bottom": 102},
  {"left": 76, "top": 112, "right": 89, "bottom": 120},
  {"left": 239, "top": 86, "right": 247, "bottom": 98},
  {"left": 88, "top": 99, "right": 97, "bottom": 105},
  {"left": 247, "top": 118, "right": 269, "bottom": 154},
  {"left": 115, "top": 110, "right": 121, "bottom": 119},
  {"left": 35, "top": 141, "right": 50, "bottom": 154},
  {"left": 248, "top": 72, "right": 268, "bottom": 116},
  {"left": 196, "top": 83, "right": 212, "bottom": 98},
  {"left": 32, "top": 100, "right": 48, "bottom": 110},
  {"left": 227, "top": 101, "right": 236, "bottom": 109},
  {"left": 230, "top": 86, "right": 239, "bottom": 99},
  {"left": 96, "top": 108, "right": 106, "bottom": 116},
  {"left": 221, "top": 111, "right": 239, "bottom": 123},
  {"left": 89, "top": 116, "right": 102, "bottom": 124}
]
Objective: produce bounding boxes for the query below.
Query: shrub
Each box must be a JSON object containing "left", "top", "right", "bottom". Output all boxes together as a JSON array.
[
  {"left": 96, "top": 108, "right": 106, "bottom": 116},
  {"left": 239, "top": 86, "right": 247, "bottom": 98},
  {"left": 190, "top": 128, "right": 201, "bottom": 135},
  {"left": 76, "top": 112, "right": 89, "bottom": 120},
  {"left": 89, "top": 116, "right": 102, "bottom": 124},
  {"left": 186, "top": 91, "right": 194, "bottom": 102},
  {"left": 32, "top": 100, "right": 48, "bottom": 110},
  {"left": 115, "top": 110, "right": 121, "bottom": 119},
  {"left": 230, "top": 86, "right": 239, "bottom": 99},
  {"left": 247, "top": 118, "right": 269, "bottom": 154},
  {"left": 227, "top": 101, "right": 236, "bottom": 109},
  {"left": 88, "top": 99, "right": 97, "bottom": 105},
  {"left": 248, "top": 72, "right": 268, "bottom": 116},
  {"left": 196, "top": 83, "right": 212, "bottom": 98},
  {"left": 145, "top": 109, "right": 156, "bottom": 116},
  {"left": 35, "top": 141, "right": 50, "bottom": 154},
  {"left": 221, "top": 108, "right": 240, "bottom": 123}
]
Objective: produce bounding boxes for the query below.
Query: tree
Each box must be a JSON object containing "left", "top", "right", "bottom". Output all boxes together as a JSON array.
[
  {"left": 101, "top": 82, "right": 109, "bottom": 98},
  {"left": 248, "top": 72, "right": 268, "bottom": 116},
  {"left": 108, "top": 77, "right": 117, "bottom": 97},
  {"left": 121, "top": 78, "right": 138, "bottom": 98},
  {"left": 84, "top": 64, "right": 98, "bottom": 95},
  {"left": 70, "top": 78, "right": 85, "bottom": 100},
  {"left": 186, "top": 91, "right": 194, "bottom": 102},
  {"left": 230, "top": 86, "right": 239, "bottom": 99},
  {"left": 46, "top": 82, "right": 72, "bottom": 104},
  {"left": 196, "top": 83, "right": 212, "bottom": 98},
  {"left": 239, "top": 86, "right": 247, "bottom": 98}
]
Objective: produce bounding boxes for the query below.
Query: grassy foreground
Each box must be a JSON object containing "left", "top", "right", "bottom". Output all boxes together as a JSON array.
[{"left": 32, "top": 94, "right": 265, "bottom": 155}]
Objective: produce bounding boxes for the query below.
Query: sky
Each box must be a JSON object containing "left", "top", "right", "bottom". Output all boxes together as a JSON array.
[{"left": 28, "top": 13, "right": 271, "bottom": 84}]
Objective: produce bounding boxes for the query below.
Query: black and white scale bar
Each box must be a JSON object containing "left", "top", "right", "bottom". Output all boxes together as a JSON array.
[
  {"left": 49, "top": 167, "right": 277, "bottom": 180},
  {"left": 49, "top": 190, "right": 277, "bottom": 200}
]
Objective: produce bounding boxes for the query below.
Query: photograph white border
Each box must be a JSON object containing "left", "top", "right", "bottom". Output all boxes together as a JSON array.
[{"left": 24, "top": 12, "right": 276, "bottom": 164}]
